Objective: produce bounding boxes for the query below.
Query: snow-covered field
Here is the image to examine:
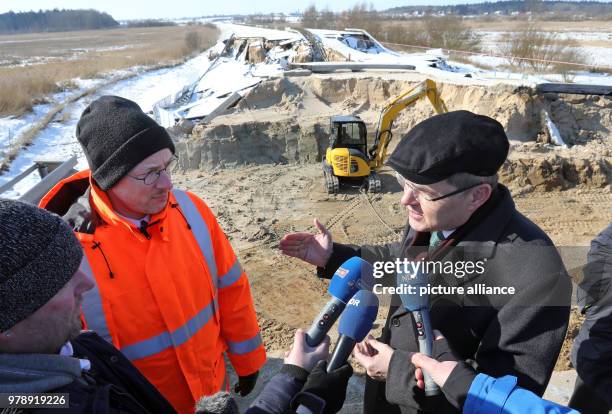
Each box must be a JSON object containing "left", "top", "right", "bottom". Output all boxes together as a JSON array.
[
  {"left": 0, "top": 53, "right": 211, "bottom": 198},
  {"left": 476, "top": 30, "right": 612, "bottom": 67}
]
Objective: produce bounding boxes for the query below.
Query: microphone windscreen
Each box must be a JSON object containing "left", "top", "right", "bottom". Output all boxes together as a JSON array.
[
  {"left": 338, "top": 290, "right": 379, "bottom": 341},
  {"left": 195, "top": 392, "right": 239, "bottom": 414},
  {"left": 397, "top": 265, "right": 429, "bottom": 311},
  {"left": 329, "top": 257, "right": 374, "bottom": 302}
]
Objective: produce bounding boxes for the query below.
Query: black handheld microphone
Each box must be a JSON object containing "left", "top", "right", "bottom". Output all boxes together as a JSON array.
[
  {"left": 397, "top": 266, "right": 440, "bottom": 396},
  {"left": 305, "top": 257, "right": 374, "bottom": 347},
  {"left": 327, "top": 289, "right": 379, "bottom": 372}
]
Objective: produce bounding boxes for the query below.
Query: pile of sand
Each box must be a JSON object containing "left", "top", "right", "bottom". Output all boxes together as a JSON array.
[
  {"left": 176, "top": 75, "right": 610, "bottom": 191},
  {"left": 235, "top": 77, "right": 304, "bottom": 111},
  {"left": 501, "top": 139, "right": 611, "bottom": 193}
]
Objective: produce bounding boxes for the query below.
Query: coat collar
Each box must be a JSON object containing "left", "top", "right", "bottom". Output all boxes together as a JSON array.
[
  {"left": 391, "top": 185, "right": 517, "bottom": 314},
  {"left": 457, "top": 185, "right": 515, "bottom": 245}
]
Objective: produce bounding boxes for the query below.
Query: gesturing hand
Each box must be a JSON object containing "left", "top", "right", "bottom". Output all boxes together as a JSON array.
[
  {"left": 279, "top": 218, "right": 333, "bottom": 268},
  {"left": 353, "top": 335, "right": 394, "bottom": 381}
]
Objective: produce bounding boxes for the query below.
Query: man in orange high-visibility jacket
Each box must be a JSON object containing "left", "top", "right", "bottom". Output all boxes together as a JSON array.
[{"left": 40, "top": 95, "right": 266, "bottom": 414}]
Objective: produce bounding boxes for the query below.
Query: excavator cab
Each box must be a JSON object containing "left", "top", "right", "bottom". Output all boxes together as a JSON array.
[
  {"left": 329, "top": 116, "right": 367, "bottom": 154},
  {"left": 323, "top": 79, "right": 448, "bottom": 194},
  {"left": 323, "top": 115, "right": 379, "bottom": 194}
]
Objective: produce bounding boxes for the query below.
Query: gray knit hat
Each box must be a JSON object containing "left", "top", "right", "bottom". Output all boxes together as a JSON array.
[{"left": 0, "top": 199, "right": 83, "bottom": 332}]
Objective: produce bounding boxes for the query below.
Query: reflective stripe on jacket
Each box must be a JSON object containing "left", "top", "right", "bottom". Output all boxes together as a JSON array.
[{"left": 40, "top": 170, "right": 266, "bottom": 414}]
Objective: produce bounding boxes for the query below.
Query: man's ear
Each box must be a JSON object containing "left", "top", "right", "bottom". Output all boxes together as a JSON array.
[{"left": 466, "top": 184, "right": 492, "bottom": 213}]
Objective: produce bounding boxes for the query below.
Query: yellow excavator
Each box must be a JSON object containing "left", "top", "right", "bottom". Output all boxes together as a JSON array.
[{"left": 323, "top": 79, "right": 448, "bottom": 193}]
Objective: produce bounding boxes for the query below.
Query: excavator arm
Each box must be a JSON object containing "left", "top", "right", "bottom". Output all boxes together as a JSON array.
[{"left": 369, "top": 79, "right": 448, "bottom": 169}]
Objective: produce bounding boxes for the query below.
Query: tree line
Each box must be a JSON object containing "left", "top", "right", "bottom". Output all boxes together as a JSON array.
[
  {"left": 386, "top": 0, "right": 612, "bottom": 18},
  {"left": 0, "top": 9, "right": 118, "bottom": 34}
]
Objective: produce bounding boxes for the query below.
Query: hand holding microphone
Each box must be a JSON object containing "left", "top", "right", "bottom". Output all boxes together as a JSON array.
[
  {"left": 411, "top": 333, "right": 461, "bottom": 391},
  {"left": 284, "top": 328, "right": 330, "bottom": 372},
  {"left": 294, "top": 290, "right": 378, "bottom": 414},
  {"left": 305, "top": 257, "right": 374, "bottom": 347}
]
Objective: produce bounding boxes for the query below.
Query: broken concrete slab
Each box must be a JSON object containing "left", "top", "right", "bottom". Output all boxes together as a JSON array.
[
  {"left": 289, "top": 61, "right": 416, "bottom": 73},
  {"left": 537, "top": 83, "right": 612, "bottom": 96},
  {"left": 188, "top": 91, "right": 242, "bottom": 122},
  {"left": 283, "top": 69, "right": 312, "bottom": 77}
]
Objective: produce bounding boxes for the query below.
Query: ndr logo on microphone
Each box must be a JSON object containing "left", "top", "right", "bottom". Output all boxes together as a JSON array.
[
  {"left": 348, "top": 298, "right": 360, "bottom": 306},
  {"left": 336, "top": 267, "right": 349, "bottom": 278}
]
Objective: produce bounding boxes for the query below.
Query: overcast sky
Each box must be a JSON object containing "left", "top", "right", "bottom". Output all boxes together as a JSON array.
[{"left": 3, "top": 0, "right": 601, "bottom": 20}]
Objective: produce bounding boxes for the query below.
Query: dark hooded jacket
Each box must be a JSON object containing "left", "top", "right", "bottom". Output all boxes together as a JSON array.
[{"left": 0, "top": 331, "right": 175, "bottom": 413}]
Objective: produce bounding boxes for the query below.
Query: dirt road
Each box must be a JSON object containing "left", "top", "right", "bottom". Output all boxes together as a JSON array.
[{"left": 175, "top": 163, "right": 610, "bottom": 358}]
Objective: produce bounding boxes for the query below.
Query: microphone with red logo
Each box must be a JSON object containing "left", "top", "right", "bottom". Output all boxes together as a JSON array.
[{"left": 305, "top": 257, "right": 374, "bottom": 347}]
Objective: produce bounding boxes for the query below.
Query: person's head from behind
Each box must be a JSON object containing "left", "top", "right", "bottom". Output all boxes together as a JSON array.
[
  {"left": 388, "top": 110, "right": 509, "bottom": 232},
  {"left": 76, "top": 95, "right": 177, "bottom": 219},
  {"left": 0, "top": 199, "right": 94, "bottom": 354}
]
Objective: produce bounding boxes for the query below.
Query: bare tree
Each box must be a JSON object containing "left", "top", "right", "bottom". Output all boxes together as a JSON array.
[
  {"left": 302, "top": 4, "right": 318, "bottom": 28},
  {"left": 422, "top": 15, "right": 480, "bottom": 51}
]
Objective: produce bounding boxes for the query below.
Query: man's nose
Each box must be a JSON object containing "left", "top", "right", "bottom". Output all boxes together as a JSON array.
[
  {"left": 156, "top": 170, "right": 173, "bottom": 190},
  {"left": 77, "top": 268, "right": 95, "bottom": 294},
  {"left": 400, "top": 187, "right": 418, "bottom": 206}
]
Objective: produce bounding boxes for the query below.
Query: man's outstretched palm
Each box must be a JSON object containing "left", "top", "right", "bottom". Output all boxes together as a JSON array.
[{"left": 279, "top": 218, "right": 332, "bottom": 268}]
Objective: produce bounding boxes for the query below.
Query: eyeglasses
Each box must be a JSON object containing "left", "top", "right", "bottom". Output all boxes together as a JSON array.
[
  {"left": 128, "top": 155, "right": 178, "bottom": 185},
  {"left": 396, "top": 171, "right": 481, "bottom": 202}
]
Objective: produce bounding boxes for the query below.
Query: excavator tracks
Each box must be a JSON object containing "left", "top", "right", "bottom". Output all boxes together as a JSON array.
[
  {"left": 367, "top": 173, "right": 382, "bottom": 193},
  {"left": 323, "top": 167, "right": 340, "bottom": 194}
]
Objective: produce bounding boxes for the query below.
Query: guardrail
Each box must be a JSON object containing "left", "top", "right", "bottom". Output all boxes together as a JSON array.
[{"left": 0, "top": 157, "right": 78, "bottom": 204}]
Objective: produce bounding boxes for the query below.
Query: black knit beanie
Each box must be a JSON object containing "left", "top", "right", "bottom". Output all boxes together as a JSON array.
[
  {"left": 76, "top": 95, "right": 175, "bottom": 191},
  {"left": 0, "top": 199, "right": 83, "bottom": 332}
]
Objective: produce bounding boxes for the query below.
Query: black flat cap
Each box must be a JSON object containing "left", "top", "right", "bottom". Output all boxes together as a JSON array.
[{"left": 388, "top": 110, "right": 509, "bottom": 185}]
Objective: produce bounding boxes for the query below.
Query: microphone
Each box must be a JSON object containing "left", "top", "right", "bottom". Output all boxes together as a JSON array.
[
  {"left": 327, "top": 289, "right": 379, "bottom": 372},
  {"left": 194, "top": 391, "right": 238, "bottom": 414},
  {"left": 305, "top": 257, "right": 374, "bottom": 347},
  {"left": 396, "top": 266, "right": 440, "bottom": 396}
]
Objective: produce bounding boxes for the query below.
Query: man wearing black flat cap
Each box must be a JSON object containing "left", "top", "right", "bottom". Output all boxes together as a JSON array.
[{"left": 280, "top": 110, "right": 571, "bottom": 413}]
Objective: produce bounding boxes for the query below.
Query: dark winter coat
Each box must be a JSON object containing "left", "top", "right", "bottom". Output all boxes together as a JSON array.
[
  {"left": 0, "top": 331, "right": 176, "bottom": 414},
  {"left": 571, "top": 223, "right": 612, "bottom": 407},
  {"left": 317, "top": 185, "right": 571, "bottom": 414}
]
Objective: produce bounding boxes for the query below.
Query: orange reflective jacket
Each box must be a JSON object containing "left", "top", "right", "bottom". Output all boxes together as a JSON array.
[{"left": 40, "top": 170, "right": 266, "bottom": 414}]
